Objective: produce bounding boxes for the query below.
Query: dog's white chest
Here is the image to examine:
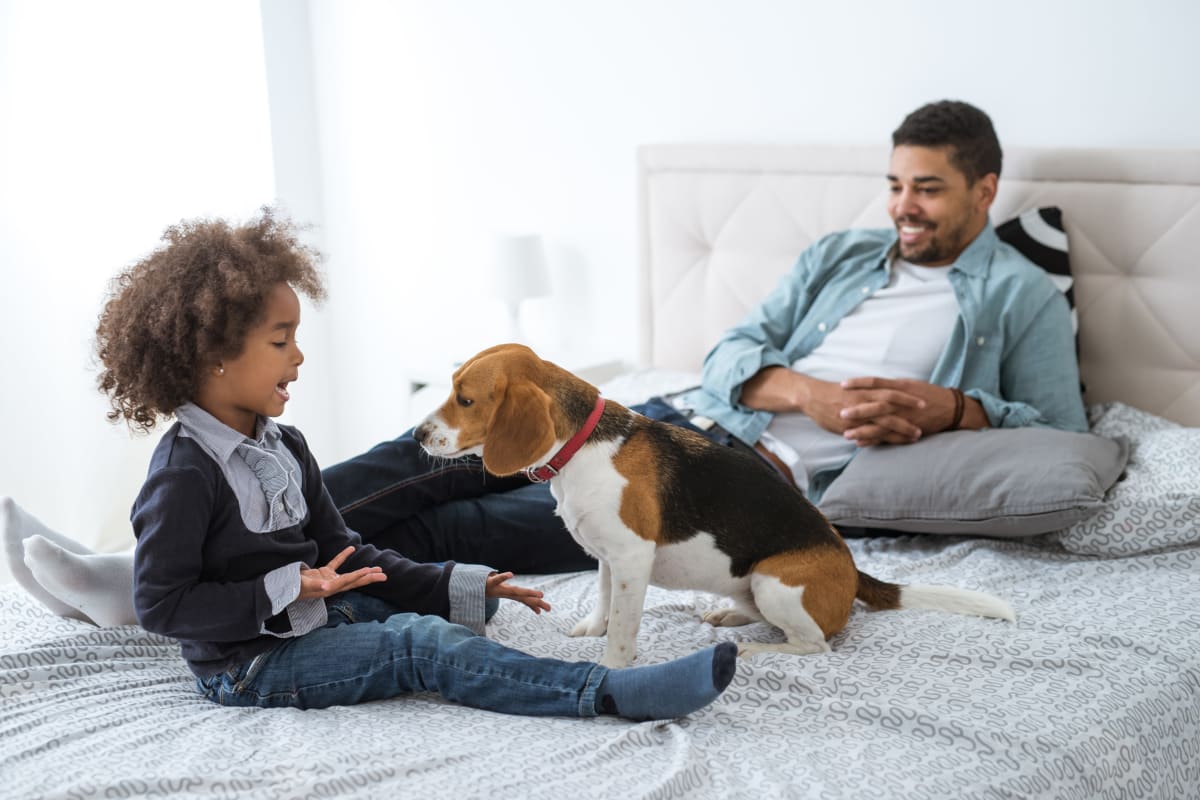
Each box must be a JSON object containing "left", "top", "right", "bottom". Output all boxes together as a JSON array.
[{"left": 549, "top": 442, "right": 628, "bottom": 556}]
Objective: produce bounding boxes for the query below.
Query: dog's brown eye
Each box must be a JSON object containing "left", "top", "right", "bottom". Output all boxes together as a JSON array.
[{"left": 456, "top": 394, "right": 474, "bottom": 407}]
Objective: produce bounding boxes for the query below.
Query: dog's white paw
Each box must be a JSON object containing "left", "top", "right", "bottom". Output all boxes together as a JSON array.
[
  {"left": 570, "top": 614, "right": 608, "bottom": 637},
  {"left": 703, "top": 607, "right": 758, "bottom": 627}
]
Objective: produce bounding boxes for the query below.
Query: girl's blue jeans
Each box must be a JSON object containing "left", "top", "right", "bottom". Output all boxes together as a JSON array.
[{"left": 196, "top": 591, "right": 606, "bottom": 715}]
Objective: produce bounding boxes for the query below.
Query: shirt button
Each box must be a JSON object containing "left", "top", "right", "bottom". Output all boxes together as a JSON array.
[
  {"left": 818, "top": 322, "right": 827, "bottom": 332},
  {"left": 976, "top": 336, "right": 987, "bottom": 346},
  {"left": 862, "top": 286, "right": 870, "bottom": 294}
]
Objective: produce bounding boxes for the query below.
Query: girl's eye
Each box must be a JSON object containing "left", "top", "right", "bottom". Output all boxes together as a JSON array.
[
  {"left": 273, "top": 342, "right": 287, "bottom": 349},
  {"left": 456, "top": 394, "right": 474, "bottom": 407}
]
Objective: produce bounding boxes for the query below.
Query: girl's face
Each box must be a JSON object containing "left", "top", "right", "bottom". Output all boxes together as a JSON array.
[{"left": 196, "top": 282, "right": 304, "bottom": 438}]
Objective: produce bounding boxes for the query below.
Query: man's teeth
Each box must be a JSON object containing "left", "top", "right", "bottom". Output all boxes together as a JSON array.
[{"left": 901, "top": 225, "right": 927, "bottom": 234}]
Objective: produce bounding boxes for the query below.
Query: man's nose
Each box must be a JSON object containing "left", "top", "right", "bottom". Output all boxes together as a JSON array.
[{"left": 893, "top": 188, "right": 921, "bottom": 216}]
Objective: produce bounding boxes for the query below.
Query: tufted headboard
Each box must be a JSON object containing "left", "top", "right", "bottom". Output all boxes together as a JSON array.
[{"left": 638, "top": 144, "right": 1200, "bottom": 426}]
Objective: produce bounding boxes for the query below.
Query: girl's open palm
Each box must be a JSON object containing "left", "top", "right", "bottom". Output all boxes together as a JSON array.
[
  {"left": 298, "top": 546, "right": 387, "bottom": 600},
  {"left": 486, "top": 571, "right": 552, "bottom": 614}
]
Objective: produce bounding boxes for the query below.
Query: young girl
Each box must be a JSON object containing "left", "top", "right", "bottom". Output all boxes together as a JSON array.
[{"left": 50, "top": 208, "right": 736, "bottom": 721}]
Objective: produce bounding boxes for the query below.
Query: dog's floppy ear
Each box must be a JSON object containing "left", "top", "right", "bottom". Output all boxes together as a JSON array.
[
  {"left": 482, "top": 380, "right": 557, "bottom": 477},
  {"left": 482, "top": 381, "right": 556, "bottom": 479}
]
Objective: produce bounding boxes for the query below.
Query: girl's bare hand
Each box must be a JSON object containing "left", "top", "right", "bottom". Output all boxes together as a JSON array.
[
  {"left": 485, "top": 571, "right": 551, "bottom": 614},
  {"left": 298, "top": 546, "right": 387, "bottom": 600}
]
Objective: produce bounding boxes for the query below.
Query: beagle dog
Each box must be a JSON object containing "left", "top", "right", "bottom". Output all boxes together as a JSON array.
[{"left": 415, "top": 344, "right": 1014, "bottom": 668}]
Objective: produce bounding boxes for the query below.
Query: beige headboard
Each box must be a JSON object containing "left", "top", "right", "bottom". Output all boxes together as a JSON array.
[{"left": 639, "top": 144, "right": 1200, "bottom": 426}]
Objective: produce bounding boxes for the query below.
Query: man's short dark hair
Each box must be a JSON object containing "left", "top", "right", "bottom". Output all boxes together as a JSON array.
[{"left": 892, "top": 100, "right": 1002, "bottom": 185}]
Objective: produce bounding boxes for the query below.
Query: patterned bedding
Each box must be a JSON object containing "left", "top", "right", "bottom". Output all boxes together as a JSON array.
[{"left": 2, "top": 378, "right": 1198, "bottom": 799}]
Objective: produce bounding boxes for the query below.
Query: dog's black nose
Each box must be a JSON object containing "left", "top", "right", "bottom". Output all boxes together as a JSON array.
[{"left": 413, "top": 421, "right": 431, "bottom": 445}]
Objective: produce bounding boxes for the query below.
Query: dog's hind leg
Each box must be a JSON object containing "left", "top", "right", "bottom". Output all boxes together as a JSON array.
[
  {"left": 703, "top": 592, "right": 763, "bottom": 628},
  {"left": 737, "top": 548, "right": 858, "bottom": 657},
  {"left": 738, "top": 575, "right": 831, "bottom": 656}
]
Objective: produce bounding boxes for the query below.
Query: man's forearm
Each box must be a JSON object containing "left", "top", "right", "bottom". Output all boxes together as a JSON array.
[{"left": 739, "top": 366, "right": 814, "bottom": 413}]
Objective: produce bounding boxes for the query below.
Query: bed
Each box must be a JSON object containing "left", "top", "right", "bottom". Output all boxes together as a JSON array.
[{"left": 3, "top": 145, "right": 1200, "bottom": 799}]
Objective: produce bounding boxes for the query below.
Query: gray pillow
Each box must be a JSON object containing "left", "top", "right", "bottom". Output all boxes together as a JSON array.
[{"left": 817, "top": 428, "right": 1129, "bottom": 537}]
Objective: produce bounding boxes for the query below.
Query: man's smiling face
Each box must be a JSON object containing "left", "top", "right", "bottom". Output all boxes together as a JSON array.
[{"left": 887, "top": 144, "right": 996, "bottom": 266}]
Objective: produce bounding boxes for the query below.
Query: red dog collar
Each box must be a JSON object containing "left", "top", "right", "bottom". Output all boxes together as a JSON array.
[{"left": 524, "top": 395, "right": 606, "bottom": 483}]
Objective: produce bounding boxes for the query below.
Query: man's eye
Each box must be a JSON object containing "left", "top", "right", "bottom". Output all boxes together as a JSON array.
[
  {"left": 273, "top": 342, "right": 287, "bottom": 348},
  {"left": 457, "top": 395, "right": 474, "bottom": 407}
]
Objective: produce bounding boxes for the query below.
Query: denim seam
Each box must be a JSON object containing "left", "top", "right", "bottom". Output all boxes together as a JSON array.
[
  {"left": 229, "top": 652, "right": 597, "bottom": 713},
  {"left": 579, "top": 663, "right": 606, "bottom": 717},
  {"left": 335, "top": 463, "right": 487, "bottom": 514},
  {"left": 405, "top": 654, "right": 601, "bottom": 716}
]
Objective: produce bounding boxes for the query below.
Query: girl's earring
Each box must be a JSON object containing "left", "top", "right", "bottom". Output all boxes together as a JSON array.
[{"left": 217, "top": 366, "right": 225, "bottom": 376}]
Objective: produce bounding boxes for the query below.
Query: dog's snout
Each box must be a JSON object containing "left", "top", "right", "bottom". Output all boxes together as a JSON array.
[{"left": 414, "top": 415, "right": 457, "bottom": 455}]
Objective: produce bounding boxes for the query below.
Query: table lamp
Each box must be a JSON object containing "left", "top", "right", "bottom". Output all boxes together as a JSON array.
[{"left": 492, "top": 234, "right": 551, "bottom": 344}]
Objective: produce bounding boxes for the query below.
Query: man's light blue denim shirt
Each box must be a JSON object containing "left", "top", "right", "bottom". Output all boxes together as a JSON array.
[{"left": 679, "top": 222, "right": 1087, "bottom": 499}]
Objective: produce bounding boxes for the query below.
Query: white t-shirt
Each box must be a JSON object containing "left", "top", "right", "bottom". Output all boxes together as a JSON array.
[{"left": 761, "top": 259, "right": 960, "bottom": 491}]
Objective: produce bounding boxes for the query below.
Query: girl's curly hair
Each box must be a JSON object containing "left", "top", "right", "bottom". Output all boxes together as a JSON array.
[{"left": 95, "top": 207, "right": 325, "bottom": 432}]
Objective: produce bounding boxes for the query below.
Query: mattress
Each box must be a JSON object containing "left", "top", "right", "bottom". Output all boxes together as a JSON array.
[{"left": 3, "top": 371, "right": 1199, "bottom": 800}]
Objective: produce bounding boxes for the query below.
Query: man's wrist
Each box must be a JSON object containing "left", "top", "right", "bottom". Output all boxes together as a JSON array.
[
  {"left": 948, "top": 387, "right": 965, "bottom": 431},
  {"left": 959, "top": 395, "right": 989, "bottom": 430},
  {"left": 790, "top": 371, "right": 816, "bottom": 415}
]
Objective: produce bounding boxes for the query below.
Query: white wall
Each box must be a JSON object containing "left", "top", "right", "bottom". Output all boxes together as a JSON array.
[
  {"left": 0, "top": 1, "right": 277, "bottom": 571},
  {"left": 300, "top": 0, "right": 1200, "bottom": 464},
  {"left": 2, "top": 0, "right": 1197, "bottom": 579}
]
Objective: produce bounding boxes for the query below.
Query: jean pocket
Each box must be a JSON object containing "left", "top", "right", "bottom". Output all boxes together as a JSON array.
[
  {"left": 196, "top": 664, "right": 244, "bottom": 704},
  {"left": 199, "top": 653, "right": 267, "bottom": 701}
]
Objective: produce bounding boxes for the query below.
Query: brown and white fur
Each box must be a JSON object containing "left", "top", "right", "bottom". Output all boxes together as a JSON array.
[{"left": 415, "top": 344, "right": 1015, "bottom": 668}]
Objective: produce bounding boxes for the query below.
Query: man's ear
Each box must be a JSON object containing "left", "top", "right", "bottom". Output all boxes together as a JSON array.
[
  {"left": 481, "top": 381, "right": 556, "bottom": 477},
  {"left": 975, "top": 172, "right": 999, "bottom": 212}
]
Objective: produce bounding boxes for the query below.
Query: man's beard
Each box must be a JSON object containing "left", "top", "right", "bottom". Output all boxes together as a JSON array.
[
  {"left": 899, "top": 236, "right": 949, "bottom": 265},
  {"left": 896, "top": 216, "right": 970, "bottom": 265}
]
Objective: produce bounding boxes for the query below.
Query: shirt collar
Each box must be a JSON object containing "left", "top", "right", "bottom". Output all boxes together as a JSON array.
[
  {"left": 882, "top": 220, "right": 998, "bottom": 278},
  {"left": 174, "top": 403, "right": 281, "bottom": 463},
  {"left": 948, "top": 220, "right": 998, "bottom": 278}
]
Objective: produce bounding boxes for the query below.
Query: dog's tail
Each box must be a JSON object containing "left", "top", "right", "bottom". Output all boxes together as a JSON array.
[{"left": 856, "top": 570, "right": 1015, "bottom": 622}]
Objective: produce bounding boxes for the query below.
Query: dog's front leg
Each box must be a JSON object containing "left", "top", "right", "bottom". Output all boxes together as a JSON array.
[
  {"left": 570, "top": 560, "right": 612, "bottom": 638},
  {"left": 598, "top": 548, "right": 655, "bottom": 668}
]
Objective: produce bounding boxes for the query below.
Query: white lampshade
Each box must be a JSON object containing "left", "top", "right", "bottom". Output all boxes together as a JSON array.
[{"left": 492, "top": 234, "right": 551, "bottom": 307}]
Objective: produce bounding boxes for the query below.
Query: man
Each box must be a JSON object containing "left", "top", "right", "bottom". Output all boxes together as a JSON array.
[
  {"left": 4, "top": 101, "right": 1086, "bottom": 626},
  {"left": 676, "top": 100, "right": 1086, "bottom": 499}
]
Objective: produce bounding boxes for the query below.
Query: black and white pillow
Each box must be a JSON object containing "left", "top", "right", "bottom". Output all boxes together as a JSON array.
[{"left": 995, "top": 206, "right": 1076, "bottom": 333}]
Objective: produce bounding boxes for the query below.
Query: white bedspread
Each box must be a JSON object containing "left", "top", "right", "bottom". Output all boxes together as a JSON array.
[{"left": 3, "top": 378, "right": 1199, "bottom": 799}]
